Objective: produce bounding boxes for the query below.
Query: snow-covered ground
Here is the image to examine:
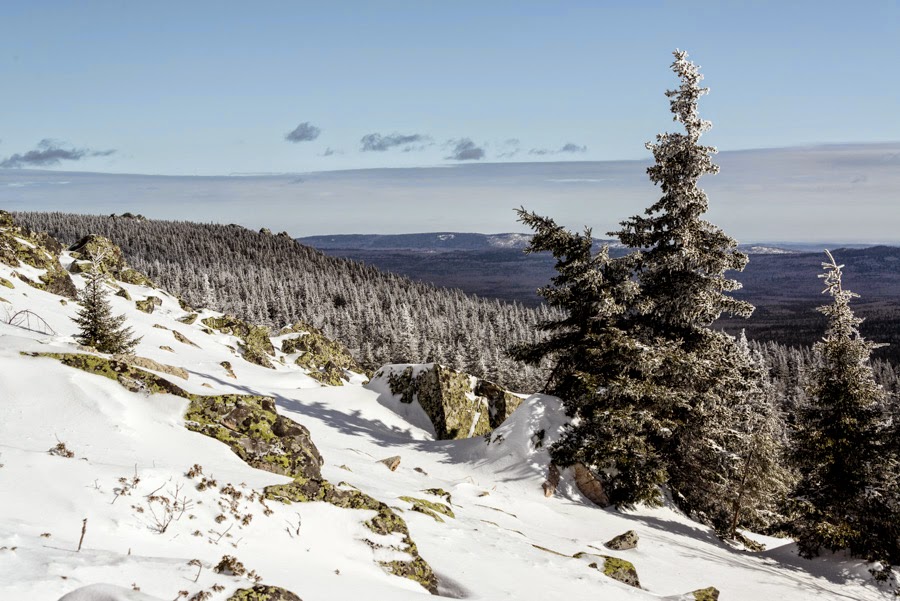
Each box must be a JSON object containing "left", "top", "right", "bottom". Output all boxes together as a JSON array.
[{"left": 0, "top": 245, "right": 889, "bottom": 600}]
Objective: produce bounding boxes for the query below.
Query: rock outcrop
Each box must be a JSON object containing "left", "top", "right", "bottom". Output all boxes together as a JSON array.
[
  {"left": 574, "top": 463, "right": 610, "bottom": 507},
  {"left": 68, "top": 234, "right": 152, "bottom": 286},
  {"left": 202, "top": 315, "right": 275, "bottom": 369},
  {"left": 280, "top": 322, "right": 364, "bottom": 385},
  {"left": 372, "top": 363, "right": 523, "bottom": 440},
  {"left": 663, "top": 588, "right": 720, "bottom": 601},
  {"left": 0, "top": 210, "right": 77, "bottom": 299}
]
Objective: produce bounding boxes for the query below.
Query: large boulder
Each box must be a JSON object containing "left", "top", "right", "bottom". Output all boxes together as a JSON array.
[
  {"left": 0, "top": 210, "right": 77, "bottom": 299},
  {"left": 68, "top": 234, "right": 152, "bottom": 285},
  {"left": 370, "top": 364, "right": 522, "bottom": 440}
]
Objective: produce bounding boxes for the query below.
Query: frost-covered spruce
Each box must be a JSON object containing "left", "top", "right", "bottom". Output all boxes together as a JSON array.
[
  {"left": 511, "top": 209, "right": 671, "bottom": 507},
  {"left": 73, "top": 267, "right": 141, "bottom": 354},
  {"left": 791, "top": 250, "right": 897, "bottom": 563},
  {"left": 607, "top": 50, "right": 776, "bottom": 519},
  {"left": 613, "top": 49, "right": 753, "bottom": 336}
]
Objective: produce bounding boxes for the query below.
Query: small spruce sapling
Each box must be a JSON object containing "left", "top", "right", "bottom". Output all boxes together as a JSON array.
[{"left": 72, "top": 255, "right": 141, "bottom": 354}]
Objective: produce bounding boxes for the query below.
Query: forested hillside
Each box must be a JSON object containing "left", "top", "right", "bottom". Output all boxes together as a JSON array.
[{"left": 14, "top": 211, "right": 551, "bottom": 392}]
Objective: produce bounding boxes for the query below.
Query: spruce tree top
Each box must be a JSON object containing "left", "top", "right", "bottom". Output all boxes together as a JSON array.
[{"left": 614, "top": 50, "right": 753, "bottom": 336}]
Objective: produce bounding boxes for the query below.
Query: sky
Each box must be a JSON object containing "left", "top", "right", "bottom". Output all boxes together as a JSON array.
[{"left": 0, "top": 1, "right": 898, "bottom": 241}]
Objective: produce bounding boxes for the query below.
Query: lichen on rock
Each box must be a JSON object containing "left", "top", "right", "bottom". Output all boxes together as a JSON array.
[
  {"left": 376, "top": 364, "right": 518, "bottom": 440},
  {"left": 605, "top": 530, "right": 639, "bottom": 551},
  {"left": 227, "top": 585, "right": 303, "bottom": 601},
  {"left": 0, "top": 210, "right": 76, "bottom": 299},
  {"left": 398, "top": 496, "right": 455, "bottom": 522},
  {"left": 575, "top": 552, "right": 641, "bottom": 588},
  {"left": 202, "top": 315, "right": 275, "bottom": 369},
  {"left": 67, "top": 234, "right": 153, "bottom": 286},
  {"left": 280, "top": 322, "right": 364, "bottom": 385},
  {"left": 135, "top": 296, "right": 161, "bottom": 314}
]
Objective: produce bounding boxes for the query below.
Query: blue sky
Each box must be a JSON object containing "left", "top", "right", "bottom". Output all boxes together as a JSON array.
[{"left": 1, "top": 1, "right": 898, "bottom": 175}]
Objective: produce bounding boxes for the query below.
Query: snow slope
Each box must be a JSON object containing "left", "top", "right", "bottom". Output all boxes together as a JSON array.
[{"left": 0, "top": 242, "right": 889, "bottom": 600}]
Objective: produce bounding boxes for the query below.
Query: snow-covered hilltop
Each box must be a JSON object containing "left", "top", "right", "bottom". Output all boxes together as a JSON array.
[{"left": 0, "top": 211, "right": 887, "bottom": 600}]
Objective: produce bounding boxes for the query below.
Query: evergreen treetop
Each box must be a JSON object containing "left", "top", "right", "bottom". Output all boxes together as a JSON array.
[{"left": 613, "top": 50, "right": 752, "bottom": 338}]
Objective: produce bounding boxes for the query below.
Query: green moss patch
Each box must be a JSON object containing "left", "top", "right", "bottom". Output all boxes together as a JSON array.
[
  {"left": 202, "top": 315, "right": 275, "bottom": 369},
  {"left": 399, "top": 496, "right": 455, "bottom": 523},
  {"left": 227, "top": 585, "right": 302, "bottom": 601},
  {"left": 281, "top": 324, "right": 364, "bottom": 386}
]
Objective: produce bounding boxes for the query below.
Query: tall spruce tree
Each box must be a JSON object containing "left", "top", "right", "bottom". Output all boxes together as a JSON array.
[
  {"left": 791, "top": 250, "right": 896, "bottom": 561},
  {"left": 73, "top": 267, "right": 141, "bottom": 354},
  {"left": 609, "top": 50, "right": 763, "bottom": 516},
  {"left": 514, "top": 51, "right": 781, "bottom": 513},
  {"left": 512, "top": 209, "right": 673, "bottom": 506}
]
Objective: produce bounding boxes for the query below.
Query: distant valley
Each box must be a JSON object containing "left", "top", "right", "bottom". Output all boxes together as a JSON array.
[{"left": 298, "top": 233, "right": 900, "bottom": 362}]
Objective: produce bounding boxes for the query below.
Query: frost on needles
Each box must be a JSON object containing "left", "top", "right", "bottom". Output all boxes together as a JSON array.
[{"left": 516, "top": 49, "right": 786, "bottom": 537}]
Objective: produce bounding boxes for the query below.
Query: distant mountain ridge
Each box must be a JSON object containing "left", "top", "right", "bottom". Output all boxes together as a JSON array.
[{"left": 297, "top": 232, "right": 798, "bottom": 255}]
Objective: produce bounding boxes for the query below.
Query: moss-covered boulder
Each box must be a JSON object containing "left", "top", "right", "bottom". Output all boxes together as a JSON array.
[
  {"left": 67, "top": 234, "right": 152, "bottom": 286},
  {"left": 202, "top": 315, "right": 275, "bottom": 369},
  {"left": 0, "top": 276, "right": 13, "bottom": 289},
  {"left": 29, "top": 353, "right": 189, "bottom": 397},
  {"left": 186, "top": 394, "right": 324, "bottom": 482},
  {"left": 575, "top": 552, "right": 640, "bottom": 588},
  {"left": 227, "top": 585, "right": 302, "bottom": 601},
  {"left": 135, "top": 296, "right": 161, "bottom": 313},
  {"left": 177, "top": 312, "right": 198, "bottom": 325},
  {"left": 281, "top": 324, "right": 363, "bottom": 386},
  {"left": 373, "top": 364, "right": 524, "bottom": 440},
  {"left": 114, "top": 287, "right": 131, "bottom": 300},
  {"left": 0, "top": 210, "right": 77, "bottom": 299}
]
